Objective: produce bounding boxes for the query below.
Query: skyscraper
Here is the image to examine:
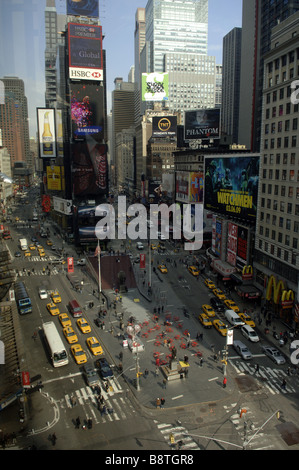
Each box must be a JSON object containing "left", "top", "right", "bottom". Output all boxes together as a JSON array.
[
  {"left": 222, "top": 27, "right": 242, "bottom": 143},
  {"left": 145, "top": 0, "right": 209, "bottom": 73},
  {"left": 238, "top": 0, "right": 299, "bottom": 151}
]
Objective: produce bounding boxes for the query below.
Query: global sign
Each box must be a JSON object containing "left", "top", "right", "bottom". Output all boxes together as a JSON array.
[{"left": 68, "top": 23, "right": 103, "bottom": 81}]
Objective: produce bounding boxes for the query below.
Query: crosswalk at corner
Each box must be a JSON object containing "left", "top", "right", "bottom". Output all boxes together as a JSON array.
[
  {"left": 228, "top": 358, "right": 298, "bottom": 395},
  {"left": 63, "top": 378, "right": 136, "bottom": 425},
  {"left": 155, "top": 421, "right": 200, "bottom": 450},
  {"left": 223, "top": 403, "right": 275, "bottom": 450}
]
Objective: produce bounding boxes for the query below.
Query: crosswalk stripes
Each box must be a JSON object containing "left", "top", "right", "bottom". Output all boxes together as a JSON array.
[
  {"left": 63, "top": 378, "right": 135, "bottom": 425},
  {"left": 228, "top": 358, "right": 297, "bottom": 395},
  {"left": 155, "top": 421, "right": 200, "bottom": 450},
  {"left": 224, "top": 403, "right": 276, "bottom": 450},
  {"left": 16, "top": 268, "right": 59, "bottom": 276}
]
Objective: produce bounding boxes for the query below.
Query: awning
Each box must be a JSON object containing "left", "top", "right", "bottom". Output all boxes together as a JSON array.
[
  {"left": 230, "top": 273, "right": 243, "bottom": 285},
  {"left": 235, "top": 285, "right": 262, "bottom": 299},
  {"left": 211, "top": 259, "right": 236, "bottom": 277}
]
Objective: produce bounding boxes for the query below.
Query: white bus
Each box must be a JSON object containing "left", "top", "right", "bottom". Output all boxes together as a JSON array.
[{"left": 43, "top": 321, "right": 69, "bottom": 367}]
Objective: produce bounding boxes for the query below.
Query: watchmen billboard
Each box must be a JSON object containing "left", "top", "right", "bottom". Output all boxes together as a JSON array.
[{"left": 204, "top": 155, "right": 259, "bottom": 223}]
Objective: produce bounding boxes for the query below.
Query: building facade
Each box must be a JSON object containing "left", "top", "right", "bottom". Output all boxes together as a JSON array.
[{"left": 254, "top": 12, "right": 299, "bottom": 321}]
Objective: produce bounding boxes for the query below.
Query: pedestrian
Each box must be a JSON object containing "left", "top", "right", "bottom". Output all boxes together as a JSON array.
[
  {"left": 51, "top": 433, "right": 57, "bottom": 446},
  {"left": 254, "top": 364, "right": 260, "bottom": 374},
  {"left": 162, "top": 378, "right": 167, "bottom": 389},
  {"left": 161, "top": 397, "right": 165, "bottom": 408},
  {"left": 144, "top": 368, "right": 149, "bottom": 378},
  {"left": 155, "top": 366, "right": 159, "bottom": 376},
  {"left": 156, "top": 397, "right": 161, "bottom": 408},
  {"left": 281, "top": 378, "right": 287, "bottom": 391},
  {"left": 71, "top": 395, "right": 77, "bottom": 407},
  {"left": 199, "top": 358, "right": 203, "bottom": 367},
  {"left": 75, "top": 416, "right": 81, "bottom": 429},
  {"left": 87, "top": 418, "right": 92, "bottom": 429},
  {"left": 223, "top": 377, "right": 227, "bottom": 388}
]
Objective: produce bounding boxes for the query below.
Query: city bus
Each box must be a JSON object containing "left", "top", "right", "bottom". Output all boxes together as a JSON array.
[
  {"left": 43, "top": 321, "right": 69, "bottom": 367},
  {"left": 14, "top": 281, "right": 32, "bottom": 315}
]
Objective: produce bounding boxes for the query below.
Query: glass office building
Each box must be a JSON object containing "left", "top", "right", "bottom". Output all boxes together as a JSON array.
[{"left": 145, "top": 0, "right": 209, "bottom": 73}]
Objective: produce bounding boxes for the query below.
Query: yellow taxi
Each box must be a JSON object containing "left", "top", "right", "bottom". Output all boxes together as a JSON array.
[
  {"left": 202, "top": 304, "right": 216, "bottom": 317},
  {"left": 188, "top": 266, "right": 199, "bottom": 276},
  {"left": 71, "top": 344, "right": 87, "bottom": 365},
  {"left": 38, "top": 248, "right": 45, "bottom": 257},
  {"left": 158, "top": 264, "right": 168, "bottom": 274},
  {"left": 51, "top": 291, "right": 61, "bottom": 304},
  {"left": 205, "top": 278, "right": 215, "bottom": 289},
  {"left": 29, "top": 243, "right": 36, "bottom": 250},
  {"left": 224, "top": 299, "right": 240, "bottom": 312},
  {"left": 77, "top": 317, "right": 91, "bottom": 334},
  {"left": 198, "top": 313, "right": 212, "bottom": 328},
  {"left": 151, "top": 244, "right": 157, "bottom": 250},
  {"left": 213, "top": 288, "right": 226, "bottom": 300},
  {"left": 46, "top": 302, "right": 60, "bottom": 316},
  {"left": 63, "top": 326, "right": 78, "bottom": 344},
  {"left": 86, "top": 336, "right": 103, "bottom": 356},
  {"left": 24, "top": 250, "right": 31, "bottom": 257},
  {"left": 213, "top": 319, "right": 227, "bottom": 336},
  {"left": 238, "top": 312, "right": 256, "bottom": 328},
  {"left": 59, "top": 313, "right": 72, "bottom": 328},
  {"left": 46, "top": 239, "right": 53, "bottom": 246}
]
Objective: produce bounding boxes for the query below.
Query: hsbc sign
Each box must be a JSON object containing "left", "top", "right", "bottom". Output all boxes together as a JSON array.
[{"left": 69, "top": 67, "right": 103, "bottom": 81}]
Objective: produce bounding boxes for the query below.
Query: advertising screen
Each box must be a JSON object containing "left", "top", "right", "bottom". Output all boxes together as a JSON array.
[
  {"left": 175, "top": 172, "right": 189, "bottom": 203},
  {"left": 70, "top": 82, "right": 104, "bottom": 141},
  {"left": 67, "top": 0, "right": 99, "bottom": 18},
  {"left": 185, "top": 109, "right": 220, "bottom": 140},
  {"left": 37, "top": 108, "right": 56, "bottom": 158},
  {"left": 190, "top": 172, "right": 204, "bottom": 203},
  {"left": 142, "top": 73, "right": 169, "bottom": 102},
  {"left": 68, "top": 23, "right": 103, "bottom": 81},
  {"left": 152, "top": 116, "right": 177, "bottom": 138},
  {"left": 71, "top": 140, "right": 107, "bottom": 197},
  {"left": 204, "top": 155, "right": 259, "bottom": 222}
]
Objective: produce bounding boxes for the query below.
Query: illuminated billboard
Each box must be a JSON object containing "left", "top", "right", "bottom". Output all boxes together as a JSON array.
[
  {"left": 67, "top": 0, "right": 99, "bottom": 18},
  {"left": 37, "top": 108, "right": 56, "bottom": 158},
  {"left": 142, "top": 73, "right": 169, "bottom": 102},
  {"left": 70, "top": 82, "right": 104, "bottom": 141},
  {"left": 68, "top": 23, "right": 103, "bottom": 81},
  {"left": 46, "top": 166, "right": 62, "bottom": 191},
  {"left": 185, "top": 109, "right": 220, "bottom": 140},
  {"left": 71, "top": 140, "right": 107, "bottom": 197},
  {"left": 204, "top": 155, "right": 259, "bottom": 222},
  {"left": 176, "top": 172, "right": 204, "bottom": 203},
  {"left": 152, "top": 116, "right": 177, "bottom": 137}
]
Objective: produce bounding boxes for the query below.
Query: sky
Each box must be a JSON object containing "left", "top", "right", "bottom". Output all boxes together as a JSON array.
[{"left": 0, "top": 0, "right": 243, "bottom": 136}]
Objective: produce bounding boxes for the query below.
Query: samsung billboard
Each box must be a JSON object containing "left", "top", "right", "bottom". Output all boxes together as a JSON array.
[
  {"left": 204, "top": 155, "right": 259, "bottom": 223},
  {"left": 67, "top": 0, "right": 99, "bottom": 18}
]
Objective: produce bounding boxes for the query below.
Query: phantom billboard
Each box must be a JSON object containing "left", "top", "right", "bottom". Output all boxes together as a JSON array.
[{"left": 185, "top": 109, "right": 220, "bottom": 140}]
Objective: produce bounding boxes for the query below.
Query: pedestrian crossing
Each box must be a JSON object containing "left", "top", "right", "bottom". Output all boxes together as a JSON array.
[
  {"left": 155, "top": 421, "right": 200, "bottom": 450},
  {"left": 62, "top": 378, "right": 136, "bottom": 425},
  {"left": 229, "top": 358, "right": 298, "bottom": 395},
  {"left": 223, "top": 403, "right": 276, "bottom": 450},
  {"left": 16, "top": 267, "right": 60, "bottom": 277}
]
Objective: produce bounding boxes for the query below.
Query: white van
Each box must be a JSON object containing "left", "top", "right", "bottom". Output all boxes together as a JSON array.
[
  {"left": 224, "top": 309, "right": 244, "bottom": 327},
  {"left": 241, "top": 324, "right": 260, "bottom": 343}
]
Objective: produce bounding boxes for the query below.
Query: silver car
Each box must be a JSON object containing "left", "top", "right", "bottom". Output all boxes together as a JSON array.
[
  {"left": 262, "top": 345, "right": 286, "bottom": 365},
  {"left": 233, "top": 340, "right": 252, "bottom": 360}
]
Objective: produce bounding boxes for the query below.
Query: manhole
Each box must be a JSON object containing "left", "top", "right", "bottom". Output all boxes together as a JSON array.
[
  {"left": 276, "top": 422, "right": 299, "bottom": 446},
  {"left": 235, "top": 376, "right": 260, "bottom": 393}
]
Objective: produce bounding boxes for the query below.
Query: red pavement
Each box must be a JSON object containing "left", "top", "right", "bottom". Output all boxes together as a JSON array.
[{"left": 88, "top": 254, "right": 137, "bottom": 290}]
